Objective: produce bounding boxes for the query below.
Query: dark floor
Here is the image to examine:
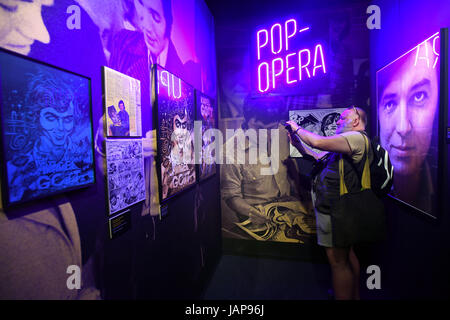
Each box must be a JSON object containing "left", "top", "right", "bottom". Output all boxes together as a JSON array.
[{"left": 202, "top": 254, "right": 332, "bottom": 300}]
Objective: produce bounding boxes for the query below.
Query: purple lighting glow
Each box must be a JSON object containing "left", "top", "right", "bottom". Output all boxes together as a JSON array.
[{"left": 255, "top": 18, "right": 327, "bottom": 93}]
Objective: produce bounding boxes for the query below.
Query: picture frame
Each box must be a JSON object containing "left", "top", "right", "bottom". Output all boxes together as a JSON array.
[
  {"left": 0, "top": 48, "right": 96, "bottom": 208},
  {"left": 102, "top": 66, "right": 142, "bottom": 137},
  {"left": 376, "top": 28, "right": 448, "bottom": 220},
  {"left": 288, "top": 108, "right": 347, "bottom": 157},
  {"left": 195, "top": 90, "right": 218, "bottom": 182},
  {"left": 105, "top": 139, "right": 146, "bottom": 216},
  {"left": 153, "top": 64, "right": 197, "bottom": 202}
]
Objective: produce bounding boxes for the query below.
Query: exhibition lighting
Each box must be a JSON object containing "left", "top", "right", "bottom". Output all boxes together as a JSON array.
[{"left": 256, "top": 18, "right": 326, "bottom": 93}]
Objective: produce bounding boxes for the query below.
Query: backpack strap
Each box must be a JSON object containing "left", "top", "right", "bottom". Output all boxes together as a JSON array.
[{"left": 338, "top": 133, "right": 371, "bottom": 195}]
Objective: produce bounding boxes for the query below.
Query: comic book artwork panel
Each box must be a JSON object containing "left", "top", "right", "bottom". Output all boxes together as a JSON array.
[
  {"left": 103, "top": 66, "right": 142, "bottom": 137},
  {"left": 156, "top": 65, "right": 196, "bottom": 201},
  {"left": 196, "top": 92, "right": 217, "bottom": 181},
  {"left": 0, "top": 49, "right": 95, "bottom": 207},
  {"left": 106, "top": 139, "right": 145, "bottom": 215},
  {"left": 288, "top": 108, "right": 347, "bottom": 157}
]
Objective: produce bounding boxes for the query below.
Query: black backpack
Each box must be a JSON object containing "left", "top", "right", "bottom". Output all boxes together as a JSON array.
[{"left": 363, "top": 134, "right": 394, "bottom": 197}]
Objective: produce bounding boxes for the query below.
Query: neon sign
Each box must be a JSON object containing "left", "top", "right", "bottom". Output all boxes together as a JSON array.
[{"left": 255, "top": 18, "right": 327, "bottom": 94}]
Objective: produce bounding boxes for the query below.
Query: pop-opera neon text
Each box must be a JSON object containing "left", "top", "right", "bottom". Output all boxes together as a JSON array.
[{"left": 256, "top": 18, "right": 326, "bottom": 93}]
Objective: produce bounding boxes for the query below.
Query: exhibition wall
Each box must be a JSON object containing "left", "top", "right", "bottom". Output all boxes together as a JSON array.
[
  {"left": 0, "top": 0, "right": 220, "bottom": 299},
  {"left": 1, "top": 0, "right": 449, "bottom": 301},
  {"left": 213, "top": 0, "right": 450, "bottom": 299},
  {"left": 368, "top": 0, "right": 450, "bottom": 299},
  {"left": 214, "top": 0, "right": 371, "bottom": 258}
]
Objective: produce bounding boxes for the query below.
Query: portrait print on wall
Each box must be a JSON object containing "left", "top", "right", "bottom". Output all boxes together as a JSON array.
[
  {"left": 376, "top": 30, "right": 446, "bottom": 219},
  {"left": 288, "top": 108, "right": 346, "bottom": 157},
  {"left": 155, "top": 65, "right": 196, "bottom": 201},
  {"left": 196, "top": 92, "right": 217, "bottom": 181},
  {"left": 106, "top": 139, "right": 145, "bottom": 215},
  {"left": 103, "top": 66, "right": 142, "bottom": 137},
  {"left": 0, "top": 49, "right": 95, "bottom": 207}
]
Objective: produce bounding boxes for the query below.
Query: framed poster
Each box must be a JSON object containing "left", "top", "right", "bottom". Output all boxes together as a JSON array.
[
  {"left": 288, "top": 108, "right": 347, "bottom": 157},
  {"left": 0, "top": 48, "right": 95, "bottom": 208},
  {"left": 103, "top": 66, "right": 142, "bottom": 137},
  {"left": 154, "top": 65, "right": 196, "bottom": 202},
  {"left": 196, "top": 91, "right": 217, "bottom": 181},
  {"left": 376, "top": 29, "right": 448, "bottom": 219},
  {"left": 105, "top": 139, "right": 145, "bottom": 215}
]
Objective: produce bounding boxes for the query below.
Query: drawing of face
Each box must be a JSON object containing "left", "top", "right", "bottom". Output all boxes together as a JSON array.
[
  {"left": 321, "top": 113, "right": 339, "bottom": 136},
  {"left": 39, "top": 102, "right": 74, "bottom": 146},
  {"left": 0, "top": 0, "right": 54, "bottom": 55},
  {"left": 172, "top": 112, "right": 189, "bottom": 145},
  {"left": 378, "top": 40, "right": 438, "bottom": 176},
  {"left": 324, "top": 123, "right": 337, "bottom": 136},
  {"left": 134, "top": 0, "right": 168, "bottom": 59}
]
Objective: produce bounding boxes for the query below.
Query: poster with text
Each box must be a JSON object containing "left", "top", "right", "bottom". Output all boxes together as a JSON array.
[
  {"left": 106, "top": 139, "right": 145, "bottom": 215},
  {"left": 103, "top": 66, "right": 142, "bottom": 137},
  {"left": 156, "top": 65, "right": 196, "bottom": 201}
]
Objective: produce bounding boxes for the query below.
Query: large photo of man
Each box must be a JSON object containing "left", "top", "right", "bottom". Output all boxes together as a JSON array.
[{"left": 377, "top": 32, "right": 440, "bottom": 217}]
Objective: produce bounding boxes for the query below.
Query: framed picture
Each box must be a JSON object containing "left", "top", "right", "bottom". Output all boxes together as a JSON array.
[
  {"left": 288, "top": 108, "right": 347, "bottom": 157},
  {"left": 103, "top": 66, "right": 142, "bottom": 137},
  {"left": 105, "top": 139, "right": 145, "bottom": 215},
  {"left": 154, "top": 65, "right": 196, "bottom": 202},
  {"left": 195, "top": 91, "right": 217, "bottom": 181},
  {"left": 376, "top": 29, "right": 448, "bottom": 219},
  {"left": 0, "top": 48, "right": 96, "bottom": 208}
]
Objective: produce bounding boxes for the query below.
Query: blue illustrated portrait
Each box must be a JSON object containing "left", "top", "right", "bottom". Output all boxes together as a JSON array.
[{"left": 0, "top": 50, "right": 95, "bottom": 206}]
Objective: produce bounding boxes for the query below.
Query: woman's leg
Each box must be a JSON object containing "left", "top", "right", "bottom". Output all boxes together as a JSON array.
[{"left": 325, "top": 247, "right": 353, "bottom": 300}]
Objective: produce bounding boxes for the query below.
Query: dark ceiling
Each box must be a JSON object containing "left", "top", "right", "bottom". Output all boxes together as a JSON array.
[{"left": 204, "top": 0, "right": 371, "bottom": 21}]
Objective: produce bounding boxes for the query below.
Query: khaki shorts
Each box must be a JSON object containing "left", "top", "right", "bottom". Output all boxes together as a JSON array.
[{"left": 311, "top": 190, "right": 333, "bottom": 248}]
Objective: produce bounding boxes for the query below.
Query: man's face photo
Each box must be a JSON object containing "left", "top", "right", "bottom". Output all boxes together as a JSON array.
[
  {"left": 119, "top": 101, "right": 125, "bottom": 112},
  {"left": 378, "top": 39, "right": 439, "bottom": 176},
  {"left": 134, "top": 0, "right": 168, "bottom": 58},
  {"left": 0, "top": 0, "right": 54, "bottom": 55}
]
